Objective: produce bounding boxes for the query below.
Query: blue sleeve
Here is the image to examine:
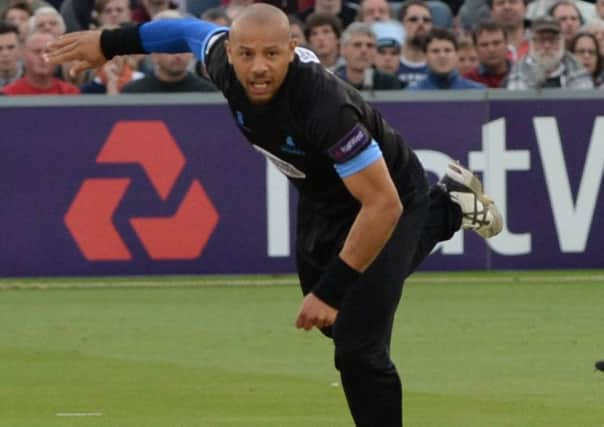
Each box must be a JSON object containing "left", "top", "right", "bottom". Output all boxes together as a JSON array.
[
  {"left": 334, "top": 140, "right": 383, "bottom": 178},
  {"left": 139, "top": 19, "right": 229, "bottom": 62}
]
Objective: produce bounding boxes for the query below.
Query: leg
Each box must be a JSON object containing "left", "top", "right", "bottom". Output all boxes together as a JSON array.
[{"left": 331, "top": 193, "right": 431, "bottom": 427}]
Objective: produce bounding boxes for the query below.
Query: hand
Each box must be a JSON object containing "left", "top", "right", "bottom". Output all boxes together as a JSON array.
[
  {"left": 295, "top": 293, "right": 338, "bottom": 331},
  {"left": 45, "top": 30, "right": 106, "bottom": 77}
]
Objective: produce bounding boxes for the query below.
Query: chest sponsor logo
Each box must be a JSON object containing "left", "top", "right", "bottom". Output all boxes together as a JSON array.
[
  {"left": 253, "top": 145, "right": 306, "bottom": 179},
  {"left": 280, "top": 136, "right": 305, "bottom": 156}
]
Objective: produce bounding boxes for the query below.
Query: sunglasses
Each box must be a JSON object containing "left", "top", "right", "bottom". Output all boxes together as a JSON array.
[{"left": 406, "top": 15, "right": 432, "bottom": 23}]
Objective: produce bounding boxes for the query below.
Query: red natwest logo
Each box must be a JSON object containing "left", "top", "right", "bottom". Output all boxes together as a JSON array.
[{"left": 65, "top": 121, "right": 219, "bottom": 261}]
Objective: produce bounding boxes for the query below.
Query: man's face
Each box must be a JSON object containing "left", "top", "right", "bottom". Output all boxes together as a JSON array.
[
  {"left": 226, "top": 20, "right": 295, "bottom": 104},
  {"left": 552, "top": 4, "right": 582, "bottom": 42},
  {"left": 530, "top": 30, "right": 564, "bottom": 71},
  {"left": 375, "top": 45, "right": 401, "bottom": 73},
  {"left": 24, "top": 32, "right": 55, "bottom": 77},
  {"left": 0, "top": 32, "right": 20, "bottom": 73},
  {"left": 476, "top": 29, "right": 508, "bottom": 70},
  {"left": 490, "top": 0, "right": 526, "bottom": 30},
  {"left": 5, "top": 8, "right": 30, "bottom": 38},
  {"left": 35, "top": 13, "right": 64, "bottom": 37},
  {"left": 425, "top": 38, "right": 457, "bottom": 75},
  {"left": 402, "top": 5, "right": 432, "bottom": 43},
  {"left": 99, "top": 0, "right": 132, "bottom": 27},
  {"left": 153, "top": 52, "right": 192, "bottom": 78},
  {"left": 360, "top": 0, "right": 391, "bottom": 23},
  {"left": 308, "top": 24, "right": 339, "bottom": 58},
  {"left": 342, "top": 33, "right": 377, "bottom": 72}
]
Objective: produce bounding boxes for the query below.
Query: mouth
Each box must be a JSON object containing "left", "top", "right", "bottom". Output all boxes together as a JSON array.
[{"left": 248, "top": 80, "right": 271, "bottom": 96}]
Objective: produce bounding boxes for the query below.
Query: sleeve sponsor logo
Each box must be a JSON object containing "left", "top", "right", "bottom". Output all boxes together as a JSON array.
[{"left": 327, "top": 124, "right": 371, "bottom": 163}]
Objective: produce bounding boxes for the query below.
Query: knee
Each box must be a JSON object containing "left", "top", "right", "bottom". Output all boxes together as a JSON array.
[{"left": 334, "top": 346, "right": 393, "bottom": 375}]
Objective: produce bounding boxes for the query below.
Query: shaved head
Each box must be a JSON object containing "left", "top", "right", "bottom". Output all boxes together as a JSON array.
[
  {"left": 225, "top": 3, "right": 297, "bottom": 104},
  {"left": 229, "top": 3, "right": 290, "bottom": 43}
]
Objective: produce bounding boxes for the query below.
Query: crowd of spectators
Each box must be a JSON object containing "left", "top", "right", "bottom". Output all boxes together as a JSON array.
[{"left": 2, "top": 0, "right": 604, "bottom": 96}]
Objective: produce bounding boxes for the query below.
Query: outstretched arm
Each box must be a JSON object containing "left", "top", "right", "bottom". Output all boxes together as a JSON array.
[{"left": 47, "top": 19, "right": 228, "bottom": 76}]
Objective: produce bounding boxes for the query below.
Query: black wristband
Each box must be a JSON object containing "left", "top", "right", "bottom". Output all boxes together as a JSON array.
[
  {"left": 312, "top": 257, "right": 361, "bottom": 309},
  {"left": 100, "top": 24, "right": 146, "bottom": 60}
]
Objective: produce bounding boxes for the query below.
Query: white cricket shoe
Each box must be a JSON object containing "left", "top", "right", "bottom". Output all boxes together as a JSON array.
[{"left": 440, "top": 162, "right": 503, "bottom": 239}]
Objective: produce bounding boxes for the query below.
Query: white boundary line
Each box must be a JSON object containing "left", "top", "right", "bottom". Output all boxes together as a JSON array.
[
  {"left": 1, "top": 273, "right": 603, "bottom": 290},
  {"left": 56, "top": 412, "right": 103, "bottom": 417}
]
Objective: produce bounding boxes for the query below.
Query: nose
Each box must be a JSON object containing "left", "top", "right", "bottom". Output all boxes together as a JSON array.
[{"left": 251, "top": 56, "right": 268, "bottom": 75}]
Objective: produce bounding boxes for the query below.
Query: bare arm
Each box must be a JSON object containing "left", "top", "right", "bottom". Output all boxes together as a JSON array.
[
  {"left": 339, "top": 157, "right": 403, "bottom": 272},
  {"left": 295, "top": 158, "right": 402, "bottom": 331}
]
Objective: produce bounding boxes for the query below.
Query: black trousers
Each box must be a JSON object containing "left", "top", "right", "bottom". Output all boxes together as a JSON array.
[{"left": 295, "top": 158, "right": 462, "bottom": 427}]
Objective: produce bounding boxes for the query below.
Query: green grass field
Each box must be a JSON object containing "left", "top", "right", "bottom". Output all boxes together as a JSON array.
[{"left": 1, "top": 271, "right": 603, "bottom": 427}]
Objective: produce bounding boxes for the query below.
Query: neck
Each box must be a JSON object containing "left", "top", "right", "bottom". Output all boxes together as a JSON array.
[
  {"left": 345, "top": 66, "right": 364, "bottom": 85},
  {"left": 25, "top": 72, "right": 54, "bottom": 89},
  {"left": 155, "top": 69, "right": 188, "bottom": 83},
  {"left": 319, "top": 51, "right": 339, "bottom": 68},
  {"left": 402, "top": 44, "right": 424, "bottom": 62},
  {"left": 0, "top": 65, "right": 18, "bottom": 80},
  {"left": 506, "top": 27, "right": 525, "bottom": 48}
]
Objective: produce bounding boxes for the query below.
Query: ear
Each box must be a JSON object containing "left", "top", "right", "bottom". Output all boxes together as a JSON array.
[{"left": 225, "top": 39, "right": 233, "bottom": 64}]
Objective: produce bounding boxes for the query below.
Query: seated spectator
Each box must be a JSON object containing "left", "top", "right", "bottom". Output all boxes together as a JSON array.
[
  {"left": 465, "top": 19, "right": 511, "bottom": 88},
  {"left": 490, "top": 0, "right": 530, "bottom": 62},
  {"left": 397, "top": 0, "right": 431, "bottom": 86},
  {"left": 335, "top": 22, "right": 402, "bottom": 90},
  {"left": 305, "top": 13, "right": 342, "bottom": 71},
  {"left": 30, "top": 6, "right": 65, "bottom": 37},
  {"left": 121, "top": 9, "right": 215, "bottom": 93},
  {"left": 457, "top": 36, "right": 479, "bottom": 75},
  {"left": 584, "top": 20, "right": 604, "bottom": 56},
  {"left": 569, "top": 31, "right": 604, "bottom": 85},
  {"left": 358, "top": 0, "right": 391, "bottom": 23},
  {"left": 121, "top": 50, "right": 216, "bottom": 93},
  {"left": 407, "top": 28, "right": 486, "bottom": 90},
  {"left": 80, "top": 55, "right": 144, "bottom": 94},
  {"left": 1, "top": 1, "right": 33, "bottom": 41},
  {"left": 506, "top": 16, "right": 594, "bottom": 89},
  {"left": 288, "top": 14, "right": 306, "bottom": 47},
  {"left": 527, "top": 0, "right": 594, "bottom": 24},
  {"left": 372, "top": 20, "right": 406, "bottom": 82},
  {"left": 549, "top": 0, "right": 585, "bottom": 48},
  {"left": 298, "top": 0, "right": 358, "bottom": 29},
  {"left": 94, "top": 0, "right": 133, "bottom": 27},
  {"left": 0, "top": 22, "right": 23, "bottom": 88},
  {"left": 2, "top": 31, "right": 80, "bottom": 95}
]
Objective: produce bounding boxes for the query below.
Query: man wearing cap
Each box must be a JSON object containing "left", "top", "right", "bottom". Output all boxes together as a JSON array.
[
  {"left": 506, "top": 16, "right": 593, "bottom": 89},
  {"left": 372, "top": 20, "right": 407, "bottom": 82}
]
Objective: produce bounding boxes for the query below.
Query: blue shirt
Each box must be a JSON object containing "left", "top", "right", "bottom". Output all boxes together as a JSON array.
[{"left": 407, "top": 69, "right": 486, "bottom": 90}]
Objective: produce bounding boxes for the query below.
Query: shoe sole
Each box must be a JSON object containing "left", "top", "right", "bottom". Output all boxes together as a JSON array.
[{"left": 446, "top": 162, "right": 503, "bottom": 239}]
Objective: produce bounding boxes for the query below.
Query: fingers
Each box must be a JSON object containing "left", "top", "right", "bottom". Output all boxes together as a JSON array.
[
  {"left": 69, "top": 60, "right": 93, "bottom": 78},
  {"left": 295, "top": 312, "right": 335, "bottom": 331},
  {"left": 45, "top": 40, "right": 81, "bottom": 65}
]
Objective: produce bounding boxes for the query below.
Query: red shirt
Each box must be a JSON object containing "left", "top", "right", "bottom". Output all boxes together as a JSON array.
[
  {"left": 2, "top": 77, "right": 80, "bottom": 96},
  {"left": 464, "top": 66, "right": 509, "bottom": 89}
]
